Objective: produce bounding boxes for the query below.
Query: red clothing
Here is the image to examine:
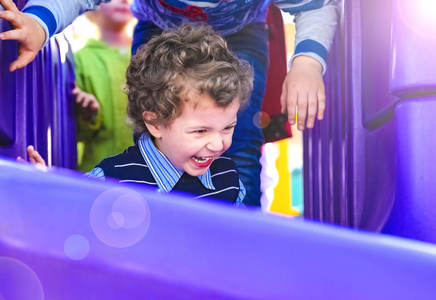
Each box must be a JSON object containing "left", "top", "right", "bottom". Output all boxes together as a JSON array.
[{"left": 262, "top": 4, "right": 292, "bottom": 143}]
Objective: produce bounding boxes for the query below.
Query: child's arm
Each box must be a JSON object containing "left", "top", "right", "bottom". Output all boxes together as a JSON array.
[
  {"left": 0, "top": 0, "right": 105, "bottom": 71},
  {"left": 17, "top": 145, "right": 46, "bottom": 166},
  {"left": 275, "top": 0, "right": 339, "bottom": 130}
]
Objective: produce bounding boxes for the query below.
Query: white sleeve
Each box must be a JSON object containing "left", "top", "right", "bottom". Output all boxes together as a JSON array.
[
  {"left": 292, "top": 0, "right": 339, "bottom": 74},
  {"left": 273, "top": 0, "right": 339, "bottom": 74}
]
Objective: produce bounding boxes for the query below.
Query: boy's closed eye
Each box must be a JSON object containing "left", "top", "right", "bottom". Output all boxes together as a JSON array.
[
  {"left": 192, "top": 129, "right": 207, "bottom": 134},
  {"left": 192, "top": 126, "right": 235, "bottom": 134}
]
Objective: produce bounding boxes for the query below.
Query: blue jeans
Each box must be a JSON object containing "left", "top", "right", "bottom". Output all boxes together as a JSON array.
[{"left": 133, "top": 22, "right": 269, "bottom": 207}]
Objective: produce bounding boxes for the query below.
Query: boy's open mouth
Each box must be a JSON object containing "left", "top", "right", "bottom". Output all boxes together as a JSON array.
[
  {"left": 192, "top": 156, "right": 212, "bottom": 163},
  {"left": 192, "top": 156, "right": 213, "bottom": 167}
]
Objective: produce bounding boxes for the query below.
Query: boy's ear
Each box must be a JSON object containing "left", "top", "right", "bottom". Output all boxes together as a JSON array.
[{"left": 142, "top": 111, "right": 162, "bottom": 138}]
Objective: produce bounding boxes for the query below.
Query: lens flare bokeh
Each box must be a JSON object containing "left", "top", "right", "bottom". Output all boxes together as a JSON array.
[
  {"left": 64, "top": 235, "right": 90, "bottom": 260},
  {"left": 253, "top": 111, "right": 271, "bottom": 129},
  {"left": 0, "top": 257, "right": 44, "bottom": 300},
  {"left": 90, "top": 187, "right": 151, "bottom": 248},
  {"left": 397, "top": 0, "right": 436, "bottom": 39}
]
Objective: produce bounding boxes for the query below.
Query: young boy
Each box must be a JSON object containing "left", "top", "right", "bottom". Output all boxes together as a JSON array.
[{"left": 23, "top": 23, "right": 254, "bottom": 205}]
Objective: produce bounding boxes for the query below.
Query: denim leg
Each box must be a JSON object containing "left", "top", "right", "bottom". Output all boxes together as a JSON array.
[
  {"left": 132, "top": 21, "right": 163, "bottom": 55},
  {"left": 225, "top": 23, "right": 269, "bottom": 207}
]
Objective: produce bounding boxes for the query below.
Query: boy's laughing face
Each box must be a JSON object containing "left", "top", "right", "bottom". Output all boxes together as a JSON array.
[{"left": 147, "top": 92, "right": 239, "bottom": 177}]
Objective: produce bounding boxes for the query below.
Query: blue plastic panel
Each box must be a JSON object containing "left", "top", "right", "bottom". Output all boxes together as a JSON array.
[
  {"left": 382, "top": 96, "right": 436, "bottom": 243},
  {"left": 360, "top": 0, "right": 399, "bottom": 128}
]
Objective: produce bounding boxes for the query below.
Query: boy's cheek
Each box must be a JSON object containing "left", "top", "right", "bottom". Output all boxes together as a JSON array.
[{"left": 223, "top": 138, "right": 233, "bottom": 151}]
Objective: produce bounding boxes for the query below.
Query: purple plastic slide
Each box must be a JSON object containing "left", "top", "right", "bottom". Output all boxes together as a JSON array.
[{"left": 2, "top": 157, "right": 436, "bottom": 299}]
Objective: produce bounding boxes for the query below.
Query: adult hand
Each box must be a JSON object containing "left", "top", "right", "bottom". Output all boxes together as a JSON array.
[
  {"left": 0, "top": 0, "right": 46, "bottom": 71},
  {"left": 280, "top": 55, "right": 325, "bottom": 131},
  {"left": 73, "top": 86, "right": 100, "bottom": 122}
]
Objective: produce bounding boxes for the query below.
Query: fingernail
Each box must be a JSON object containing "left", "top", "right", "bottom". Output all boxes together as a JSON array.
[
  {"left": 290, "top": 120, "right": 295, "bottom": 125},
  {"left": 298, "top": 125, "right": 304, "bottom": 131},
  {"left": 0, "top": 33, "right": 4, "bottom": 39}
]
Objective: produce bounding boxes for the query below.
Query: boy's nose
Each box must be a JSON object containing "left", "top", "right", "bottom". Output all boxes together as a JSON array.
[{"left": 206, "top": 135, "right": 224, "bottom": 152}]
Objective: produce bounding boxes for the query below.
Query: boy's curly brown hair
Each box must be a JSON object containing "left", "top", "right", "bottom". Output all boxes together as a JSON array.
[{"left": 125, "top": 23, "right": 253, "bottom": 133}]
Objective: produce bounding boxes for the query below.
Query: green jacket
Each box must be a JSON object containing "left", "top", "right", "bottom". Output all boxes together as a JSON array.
[{"left": 75, "top": 39, "right": 133, "bottom": 172}]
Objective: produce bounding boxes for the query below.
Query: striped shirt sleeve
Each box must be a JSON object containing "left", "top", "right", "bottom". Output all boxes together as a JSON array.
[
  {"left": 85, "top": 166, "right": 106, "bottom": 179},
  {"left": 235, "top": 179, "right": 246, "bottom": 206}
]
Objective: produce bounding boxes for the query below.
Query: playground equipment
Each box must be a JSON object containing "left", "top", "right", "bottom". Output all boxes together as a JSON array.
[{"left": 2, "top": 0, "right": 436, "bottom": 298}]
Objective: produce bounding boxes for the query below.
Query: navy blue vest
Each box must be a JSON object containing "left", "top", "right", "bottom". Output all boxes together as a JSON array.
[{"left": 97, "top": 145, "right": 240, "bottom": 203}]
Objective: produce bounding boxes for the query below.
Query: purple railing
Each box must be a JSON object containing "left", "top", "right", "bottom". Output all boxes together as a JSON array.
[{"left": 0, "top": 0, "right": 76, "bottom": 169}]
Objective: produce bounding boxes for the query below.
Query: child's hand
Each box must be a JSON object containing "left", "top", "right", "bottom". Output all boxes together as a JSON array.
[
  {"left": 73, "top": 87, "right": 100, "bottom": 122},
  {"left": 280, "top": 55, "right": 325, "bottom": 131},
  {"left": 17, "top": 145, "right": 46, "bottom": 166},
  {"left": 0, "top": 0, "right": 46, "bottom": 72}
]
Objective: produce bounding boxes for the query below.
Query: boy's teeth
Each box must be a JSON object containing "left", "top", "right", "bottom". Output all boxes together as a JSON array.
[{"left": 193, "top": 156, "right": 212, "bottom": 163}]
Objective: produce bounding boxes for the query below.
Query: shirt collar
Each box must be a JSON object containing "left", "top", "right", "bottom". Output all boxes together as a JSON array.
[{"left": 138, "top": 134, "right": 216, "bottom": 193}]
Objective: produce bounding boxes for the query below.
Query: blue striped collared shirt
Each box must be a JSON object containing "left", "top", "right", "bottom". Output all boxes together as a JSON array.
[{"left": 87, "top": 134, "right": 245, "bottom": 204}]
